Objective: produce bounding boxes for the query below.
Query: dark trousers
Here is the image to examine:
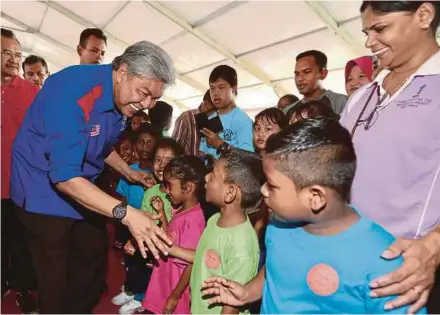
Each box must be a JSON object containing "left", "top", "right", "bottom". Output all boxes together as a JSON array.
[
  {"left": 124, "top": 252, "right": 153, "bottom": 294},
  {"left": 15, "top": 205, "right": 108, "bottom": 314},
  {"left": 115, "top": 222, "right": 130, "bottom": 245},
  {"left": 427, "top": 267, "right": 440, "bottom": 314},
  {"left": 1, "top": 199, "right": 35, "bottom": 292}
]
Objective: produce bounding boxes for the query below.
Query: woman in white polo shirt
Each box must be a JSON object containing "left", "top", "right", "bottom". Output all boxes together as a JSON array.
[{"left": 340, "top": 1, "right": 440, "bottom": 313}]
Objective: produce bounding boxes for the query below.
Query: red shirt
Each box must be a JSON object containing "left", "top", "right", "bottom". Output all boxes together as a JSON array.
[{"left": 1, "top": 75, "right": 39, "bottom": 198}]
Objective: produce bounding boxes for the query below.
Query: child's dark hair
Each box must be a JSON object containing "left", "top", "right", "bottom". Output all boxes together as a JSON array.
[
  {"left": 218, "top": 149, "right": 265, "bottom": 214},
  {"left": 135, "top": 122, "right": 161, "bottom": 142},
  {"left": 149, "top": 101, "right": 173, "bottom": 129},
  {"left": 164, "top": 155, "right": 218, "bottom": 221},
  {"left": 266, "top": 117, "right": 356, "bottom": 201},
  {"left": 116, "top": 129, "right": 135, "bottom": 148},
  {"left": 287, "top": 96, "right": 337, "bottom": 123},
  {"left": 209, "top": 65, "right": 238, "bottom": 96},
  {"left": 153, "top": 137, "right": 184, "bottom": 158},
  {"left": 254, "top": 108, "right": 287, "bottom": 129},
  {"left": 133, "top": 110, "right": 149, "bottom": 121}
]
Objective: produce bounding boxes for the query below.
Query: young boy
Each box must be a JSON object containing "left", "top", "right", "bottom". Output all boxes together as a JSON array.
[
  {"left": 170, "top": 149, "right": 264, "bottom": 314},
  {"left": 201, "top": 117, "right": 427, "bottom": 314},
  {"left": 199, "top": 65, "right": 254, "bottom": 158}
]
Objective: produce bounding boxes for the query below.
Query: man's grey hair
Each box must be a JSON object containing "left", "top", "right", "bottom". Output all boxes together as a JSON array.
[{"left": 112, "top": 40, "right": 175, "bottom": 88}]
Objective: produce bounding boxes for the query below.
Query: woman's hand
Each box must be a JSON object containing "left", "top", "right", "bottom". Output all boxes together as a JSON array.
[{"left": 370, "top": 236, "right": 440, "bottom": 313}]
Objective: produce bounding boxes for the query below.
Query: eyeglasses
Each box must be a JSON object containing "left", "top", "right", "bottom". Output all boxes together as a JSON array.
[
  {"left": 1, "top": 49, "right": 23, "bottom": 60},
  {"left": 351, "top": 83, "right": 388, "bottom": 137}
]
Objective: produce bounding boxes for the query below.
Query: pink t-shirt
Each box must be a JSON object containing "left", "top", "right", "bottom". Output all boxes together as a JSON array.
[{"left": 143, "top": 204, "right": 206, "bottom": 314}]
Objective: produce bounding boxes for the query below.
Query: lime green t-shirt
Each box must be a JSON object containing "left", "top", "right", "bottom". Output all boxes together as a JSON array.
[
  {"left": 190, "top": 212, "right": 260, "bottom": 314},
  {"left": 140, "top": 184, "right": 172, "bottom": 225}
]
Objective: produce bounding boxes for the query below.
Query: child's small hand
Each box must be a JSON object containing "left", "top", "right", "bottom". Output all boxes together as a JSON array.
[
  {"left": 201, "top": 277, "right": 247, "bottom": 307},
  {"left": 163, "top": 292, "right": 180, "bottom": 314},
  {"left": 150, "top": 196, "right": 165, "bottom": 213},
  {"left": 143, "top": 173, "right": 156, "bottom": 189},
  {"left": 123, "top": 240, "right": 136, "bottom": 255}
]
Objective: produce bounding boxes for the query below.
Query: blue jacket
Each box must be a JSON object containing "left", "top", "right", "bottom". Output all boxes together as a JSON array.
[{"left": 10, "top": 64, "right": 127, "bottom": 219}]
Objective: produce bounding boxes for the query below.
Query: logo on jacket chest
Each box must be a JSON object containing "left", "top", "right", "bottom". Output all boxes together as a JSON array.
[{"left": 90, "top": 124, "right": 100, "bottom": 137}]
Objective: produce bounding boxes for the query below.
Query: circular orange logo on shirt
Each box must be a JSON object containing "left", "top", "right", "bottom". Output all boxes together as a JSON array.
[
  {"left": 204, "top": 249, "right": 221, "bottom": 270},
  {"left": 307, "top": 263, "right": 339, "bottom": 296}
]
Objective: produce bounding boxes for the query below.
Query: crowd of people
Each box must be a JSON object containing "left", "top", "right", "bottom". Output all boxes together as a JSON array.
[{"left": 1, "top": 1, "right": 439, "bottom": 314}]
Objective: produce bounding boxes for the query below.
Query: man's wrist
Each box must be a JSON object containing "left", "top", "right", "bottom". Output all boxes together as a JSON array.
[{"left": 121, "top": 206, "right": 134, "bottom": 226}]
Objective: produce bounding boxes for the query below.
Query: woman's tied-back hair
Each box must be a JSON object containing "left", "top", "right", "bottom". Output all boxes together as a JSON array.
[
  {"left": 254, "top": 107, "right": 287, "bottom": 129},
  {"left": 266, "top": 117, "right": 356, "bottom": 201},
  {"left": 218, "top": 149, "right": 265, "bottom": 214},
  {"left": 112, "top": 41, "right": 176, "bottom": 88}
]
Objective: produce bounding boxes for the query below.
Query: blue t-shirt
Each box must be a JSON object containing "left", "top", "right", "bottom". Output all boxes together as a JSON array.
[
  {"left": 116, "top": 163, "right": 150, "bottom": 209},
  {"left": 10, "top": 64, "right": 127, "bottom": 219},
  {"left": 199, "top": 107, "right": 254, "bottom": 158},
  {"left": 261, "top": 212, "right": 427, "bottom": 314}
]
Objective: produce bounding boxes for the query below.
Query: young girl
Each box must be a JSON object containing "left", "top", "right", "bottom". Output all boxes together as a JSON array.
[
  {"left": 252, "top": 108, "right": 286, "bottom": 264},
  {"left": 117, "top": 138, "right": 184, "bottom": 314},
  {"left": 141, "top": 138, "right": 184, "bottom": 230},
  {"left": 142, "top": 155, "right": 211, "bottom": 314}
]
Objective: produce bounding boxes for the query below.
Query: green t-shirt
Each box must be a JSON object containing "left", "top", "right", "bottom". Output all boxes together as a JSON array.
[
  {"left": 140, "top": 184, "right": 173, "bottom": 225},
  {"left": 190, "top": 213, "right": 260, "bottom": 314}
]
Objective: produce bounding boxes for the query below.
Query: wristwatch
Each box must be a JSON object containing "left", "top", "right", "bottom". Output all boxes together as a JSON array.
[
  {"left": 112, "top": 198, "right": 128, "bottom": 221},
  {"left": 217, "top": 142, "right": 230, "bottom": 156}
]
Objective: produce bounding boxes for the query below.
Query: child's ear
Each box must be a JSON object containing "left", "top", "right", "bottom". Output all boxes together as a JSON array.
[
  {"left": 182, "top": 181, "right": 195, "bottom": 195},
  {"left": 224, "top": 184, "right": 238, "bottom": 205},
  {"left": 306, "top": 185, "right": 327, "bottom": 215}
]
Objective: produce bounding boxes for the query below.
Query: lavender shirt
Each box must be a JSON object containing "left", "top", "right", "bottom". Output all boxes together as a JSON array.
[{"left": 340, "top": 52, "right": 440, "bottom": 239}]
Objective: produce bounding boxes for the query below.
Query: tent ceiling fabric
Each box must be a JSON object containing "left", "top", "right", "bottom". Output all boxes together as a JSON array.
[{"left": 2, "top": 0, "right": 373, "bottom": 116}]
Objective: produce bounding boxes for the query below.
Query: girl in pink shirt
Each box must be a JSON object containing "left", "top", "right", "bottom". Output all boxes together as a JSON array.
[{"left": 143, "top": 155, "right": 212, "bottom": 314}]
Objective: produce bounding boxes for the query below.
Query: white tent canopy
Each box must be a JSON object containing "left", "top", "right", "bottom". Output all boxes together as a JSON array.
[{"left": 2, "top": 0, "right": 379, "bottom": 118}]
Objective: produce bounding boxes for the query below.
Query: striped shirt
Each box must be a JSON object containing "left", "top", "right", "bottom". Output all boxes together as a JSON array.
[{"left": 172, "top": 108, "right": 201, "bottom": 156}]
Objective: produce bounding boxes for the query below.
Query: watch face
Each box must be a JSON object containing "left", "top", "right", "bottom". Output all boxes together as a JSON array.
[
  {"left": 114, "top": 206, "right": 125, "bottom": 219},
  {"left": 113, "top": 200, "right": 127, "bottom": 219}
]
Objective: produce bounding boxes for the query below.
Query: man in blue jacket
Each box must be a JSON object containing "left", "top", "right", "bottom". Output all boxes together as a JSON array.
[{"left": 11, "top": 40, "right": 175, "bottom": 313}]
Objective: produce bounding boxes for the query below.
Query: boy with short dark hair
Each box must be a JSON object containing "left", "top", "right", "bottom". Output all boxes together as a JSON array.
[
  {"left": 202, "top": 117, "right": 426, "bottom": 314},
  {"left": 170, "top": 148, "right": 263, "bottom": 314}
]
